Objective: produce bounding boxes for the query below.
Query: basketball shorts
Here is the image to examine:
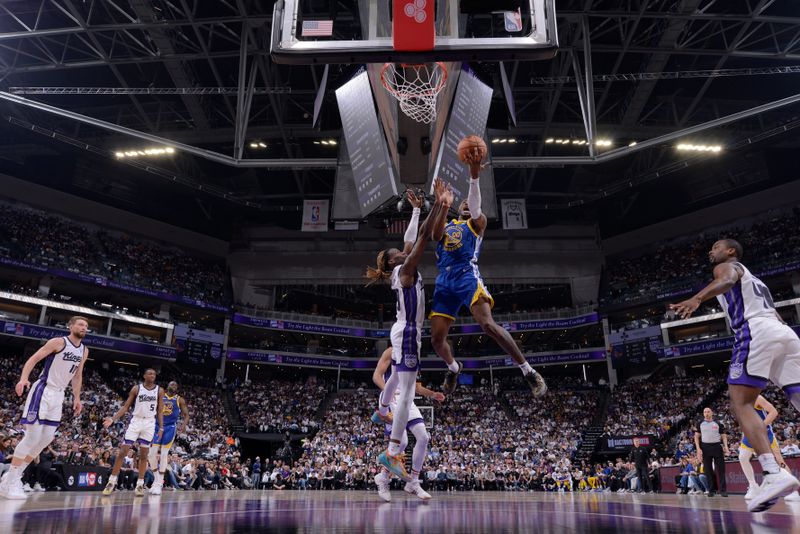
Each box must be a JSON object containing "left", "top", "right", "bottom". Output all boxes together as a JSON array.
[
  {"left": 384, "top": 401, "right": 424, "bottom": 436},
  {"left": 152, "top": 423, "right": 177, "bottom": 448},
  {"left": 390, "top": 321, "right": 421, "bottom": 372},
  {"left": 124, "top": 416, "right": 156, "bottom": 446},
  {"left": 741, "top": 427, "right": 778, "bottom": 451},
  {"left": 726, "top": 317, "right": 800, "bottom": 392},
  {"left": 20, "top": 379, "right": 64, "bottom": 426},
  {"left": 430, "top": 267, "right": 494, "bottom": 321}
]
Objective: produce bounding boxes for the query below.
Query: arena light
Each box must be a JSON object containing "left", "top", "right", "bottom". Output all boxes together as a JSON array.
[
  {"left": 595, "top": 139, "right": 613, "bottom": 147},
  {"left": 629, "top": 141, "right": 638, "bottom": 147},
  {"left": 249, "top": 141, "right": 268, "bottom": 149},
  {"left": 676, "top": 143, "right": 723, "bottom": 153},
  {"left": 545, "top": 138, "right": 554, "bottom": 144},
  {"left": 115, "top": 146, "right": 175, "bottom": 158}
]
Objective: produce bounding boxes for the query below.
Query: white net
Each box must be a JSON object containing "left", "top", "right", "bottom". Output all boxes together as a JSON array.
[{"left": 381, "top": 62, "right": 448, "bottom": 124}]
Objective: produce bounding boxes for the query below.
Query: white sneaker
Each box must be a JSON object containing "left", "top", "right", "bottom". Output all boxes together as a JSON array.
[
  {"left": 785, "top": 491, "right": 800, "bottom": 502},
  {"left": 22, "top": 483, "right": 33, "bottom": 493},
  {"left": 5, "top": 478, "right": 28, "bottom": 500},
  {"left": 33, "top": 483, "right": 45, "bottom": 492},
  {"left": 102, "top": 481, "right": 116, "bottom": 496},
  {"left": 744, "top": 486, "right": 758, "bottom": 500},
  {"left": 375, "top": 473, "right": 391, "bottom": 502},
  {"left": 404, "top": 480, "right": 432, "bottom": 500},
  {"left": 149, "top": 481, "right": 163, "bottom": 496},
  {"left": 748, "top": 470, "right": 800, "bottom": 513}
]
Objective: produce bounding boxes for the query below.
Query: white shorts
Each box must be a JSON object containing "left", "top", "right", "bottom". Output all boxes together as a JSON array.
[
  {"left": 21, "top": 380, "right": 64, "bottom": 427},
  {"left": 384, "top": 401, "right": 424, "bottom": 436},
  {"left": 728, "top": 317, "right": 800, "bottom": 391},
  {"left": 390, "top": 321, "right": 422, "bottom": 372},
  {"left": 124, "top": 416, "right": 156, "bottom": 446}
]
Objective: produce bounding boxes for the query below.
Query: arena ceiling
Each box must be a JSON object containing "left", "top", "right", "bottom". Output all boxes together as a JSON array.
[{"left": 0, "top": 0, "right": 798, "bottom": 239}]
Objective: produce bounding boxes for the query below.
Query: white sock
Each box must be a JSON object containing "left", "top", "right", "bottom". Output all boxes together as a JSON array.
[
  {"left": 8, "top": 465, "right": 23, "bottom": 481},
  {"left": 519, "top": 362, "right": 533, "bottom": 376},
  {"left": 447, "top": 361, "right": 460, "bottom": 373},
  {"left": 758, "top": 453, "right": 780, "bottom": 475},
  {"left": 108, "top": 474, "right": 118, "bottom": 484},
  {"left": 388, "top": 441, "right": 403, "bottom": 456},
  {"left": 410, "top": 470, "right": 420, "bottom": 482},
  {"left": 739, "top": 451, "right": 757, "bottom": 487},
  {"left": 136, "top": 478, "right": 144, "bottom": 487}
]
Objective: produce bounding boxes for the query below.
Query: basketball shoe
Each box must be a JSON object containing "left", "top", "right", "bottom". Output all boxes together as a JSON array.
[
  {"left": 371, "top": 411, "right": 393, "bottom": 425},
  {"left": 524, "top": 370, "right": 547, "bottom": 397},
  {"left": 442, "top": 361, "right": 463, "bottom": 395},
  {"left": 404, "top": 480, "right": 431, "bottom": 500},
  {"left": 747, "top": 469, "right": 800, "bottom": 512},
  {"left": 378, "top": 451, "right": 409, "bottom": 481},
  {"left": 375, "top": 471, "right": 391, "bottom": 502}
]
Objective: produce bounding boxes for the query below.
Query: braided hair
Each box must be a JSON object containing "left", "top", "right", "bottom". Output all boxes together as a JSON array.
[{"left": 365, "top": 249, "right": 393, "bottom": 286}]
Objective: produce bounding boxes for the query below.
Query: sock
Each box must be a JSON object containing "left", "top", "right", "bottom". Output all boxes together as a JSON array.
[
  {"left": 518, "top": 362, "right": 533, "bottom": 376},
  {"left": 758, "top": 453, "right": 780, "bottom": 475},
  {"left": 136, "top": 478, "right": 144, "bottom": 487},
  {"left": 410, "top": 470, "right": 420, "bottom": 482},
  {"left": 388, "top": 441, "right": 403, "bottom": 456},
  {"left": 8, "top": 465, "right": 23, "bottom": 481},
  {"left": 447, "top": 361, "right": 460, "bottom": 373},
  {"left": 108, "top": 474, "right": 118, "bottom": 485}
]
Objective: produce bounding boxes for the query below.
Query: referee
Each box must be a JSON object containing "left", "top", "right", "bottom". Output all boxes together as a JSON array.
[{"left": 694, "top": 407, "right": 729, "bottom": 497}]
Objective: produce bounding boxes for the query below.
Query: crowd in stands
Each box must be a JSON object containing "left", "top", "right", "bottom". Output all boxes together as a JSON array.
[
  {"left": 603, "top": 374, "right": 721, "bottom": 439},
  {"left": 602, "top": 207, "right": 800, "bottom": 306},
  {"left": 234, "top": 378, "right": 329, "bottom": 434},
  {"left": 0, "top": 203, "right": 229, "bottom": 305}
]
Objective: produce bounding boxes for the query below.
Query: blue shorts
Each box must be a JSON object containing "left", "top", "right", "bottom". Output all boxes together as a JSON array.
[
  {"left": 153, "top": 423, "right": 177, "bottom": 448},
  {"left": 430, "top": 267, "right": 494, "bottom": 320},
  {"left": 741, "top": 426, "right": 777, "bottom": 450}
]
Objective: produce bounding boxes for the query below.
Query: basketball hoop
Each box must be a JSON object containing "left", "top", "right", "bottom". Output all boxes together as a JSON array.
[{"left": 381, "top": 62, "right": 448, "bottom": 124}]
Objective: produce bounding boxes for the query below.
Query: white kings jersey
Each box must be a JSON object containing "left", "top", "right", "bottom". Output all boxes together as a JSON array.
[
  {"left": 391, "top": 265, "right": 425, "bottom": 331},
  {"left": 715, "top": 262, "right": 780, "bottom": 333},
  {"left": 40, "top": 337, "right": 85, "bottom": 390},
  {"left": 132, "top": 384, "right": 160, "bottom": 418}
]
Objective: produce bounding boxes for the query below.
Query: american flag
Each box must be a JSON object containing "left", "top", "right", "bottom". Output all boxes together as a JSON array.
[
  {"left": 302, "top": 20, "right": 334, "bottom": 37},
  {"left": 387, "top": 219, "right": 409, "bottom": 236}
]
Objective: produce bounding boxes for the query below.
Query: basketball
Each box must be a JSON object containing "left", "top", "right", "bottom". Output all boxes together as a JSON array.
[{"left": 457, "top": 135, "right": 487, "bottom": 163}]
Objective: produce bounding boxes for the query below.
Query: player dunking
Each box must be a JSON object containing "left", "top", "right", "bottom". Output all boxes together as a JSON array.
[
  {"left": 366, "top": 178, "right": 452, "bottom": 481},
  {"left": 670, "top": 239, "right": 800, "bottom": 512},
  {"left": 0, "top": 316, "right": 89, "bottom": 500},
  {"left": 429, "top": 142, "right": 547, "bottom": 396},
  {"left": 102, "top": 368, "right": 164, "bottom": 496},
  {"left": 371, "top": 347, "right": 445, "bottom": 501},
  {"left": 148, "top": 381, "right": 189, "bottom": 495},
  {"left": 738, "top": 395, "right": 800, "bottom": 502}
]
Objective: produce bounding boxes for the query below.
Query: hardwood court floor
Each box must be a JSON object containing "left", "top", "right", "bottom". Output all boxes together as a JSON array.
[{"left": 1, "top": 490, "right": 798, "bottom": 533}]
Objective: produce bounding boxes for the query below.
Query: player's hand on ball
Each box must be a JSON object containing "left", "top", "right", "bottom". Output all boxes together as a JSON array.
[
  {"left": 73, "top": 398, "right": 83, "bottom": 416},
  {"left": 15, "top": 380, "right": 30, "bottom": 397},
  {"left": 432, "top": 392, "right": 445, "bottom": 402},
  {"left": 103, "top": 417, "right": 113, "bottom": 429}
]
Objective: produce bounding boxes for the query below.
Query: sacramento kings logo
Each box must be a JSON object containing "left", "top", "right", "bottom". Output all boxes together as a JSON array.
[
  {"left": 405, "top": 354, "right": 417, "bottom": 369},
  {"left": 67, "top": 476, "right": 74, "bottom": 486},
  {"left": 729, "top": 362, "right": 744, "bottom": 379}
]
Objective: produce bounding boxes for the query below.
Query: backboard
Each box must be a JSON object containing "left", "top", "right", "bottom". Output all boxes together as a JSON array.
[{"left": 271, "top": 0, "right": 558, "bottom": 64}]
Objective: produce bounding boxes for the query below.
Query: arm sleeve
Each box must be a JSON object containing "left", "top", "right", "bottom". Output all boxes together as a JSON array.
[
  {"left": 718, "top": 422, "right": 726, "bottom": 435},
  {"left": 404, "top": 207, "right": 421, "bottom": 243},
  {"left": 467, "top": 178, "right": 482, "bottom": 219}
]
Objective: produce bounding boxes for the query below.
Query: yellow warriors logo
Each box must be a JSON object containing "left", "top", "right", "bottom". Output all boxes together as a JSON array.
[
  {"left": 163, "top": 401, "right": 174, "bottom": 416},
  {"left": 444, "top": 226, "right": 463, "bottom": 251}
]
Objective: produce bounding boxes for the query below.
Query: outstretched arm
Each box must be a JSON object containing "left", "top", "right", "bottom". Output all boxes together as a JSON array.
[
  {"left": 401, "top": 191, "right": 424, "bottom": 255},
  {"left": 465, "top": 149, "right": 488, "bottom": 234},
  {"left": 398, "top": 180, "right": 453, "bottom": 287},
  {"left": 104, "top": 385, "right": 138, "bottom": 428},
  {"left": 669, "top": 263, "right": 741, "bottom": 319}
]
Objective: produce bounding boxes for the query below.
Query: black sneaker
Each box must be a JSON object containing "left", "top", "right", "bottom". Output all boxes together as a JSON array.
[
  {"left": 708, "top": 491, "right": 716, "bottom": 497},
  {"left": 720, "top": 491, "right": 728, "bottom": 497},
  {"left": 524, "top": 370, "right": 547, "bottom": 396},
  {"left": 442, "top": 361, "right": 463, "bottom": 395}
]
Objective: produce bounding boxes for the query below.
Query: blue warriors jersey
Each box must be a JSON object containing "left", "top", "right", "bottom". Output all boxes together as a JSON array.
[
  {"left": 435, "top": 219, "right": 483, "bottom": 275},
  {"left": 161, "top": 394, "right": 181, "bottom": 426}
]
